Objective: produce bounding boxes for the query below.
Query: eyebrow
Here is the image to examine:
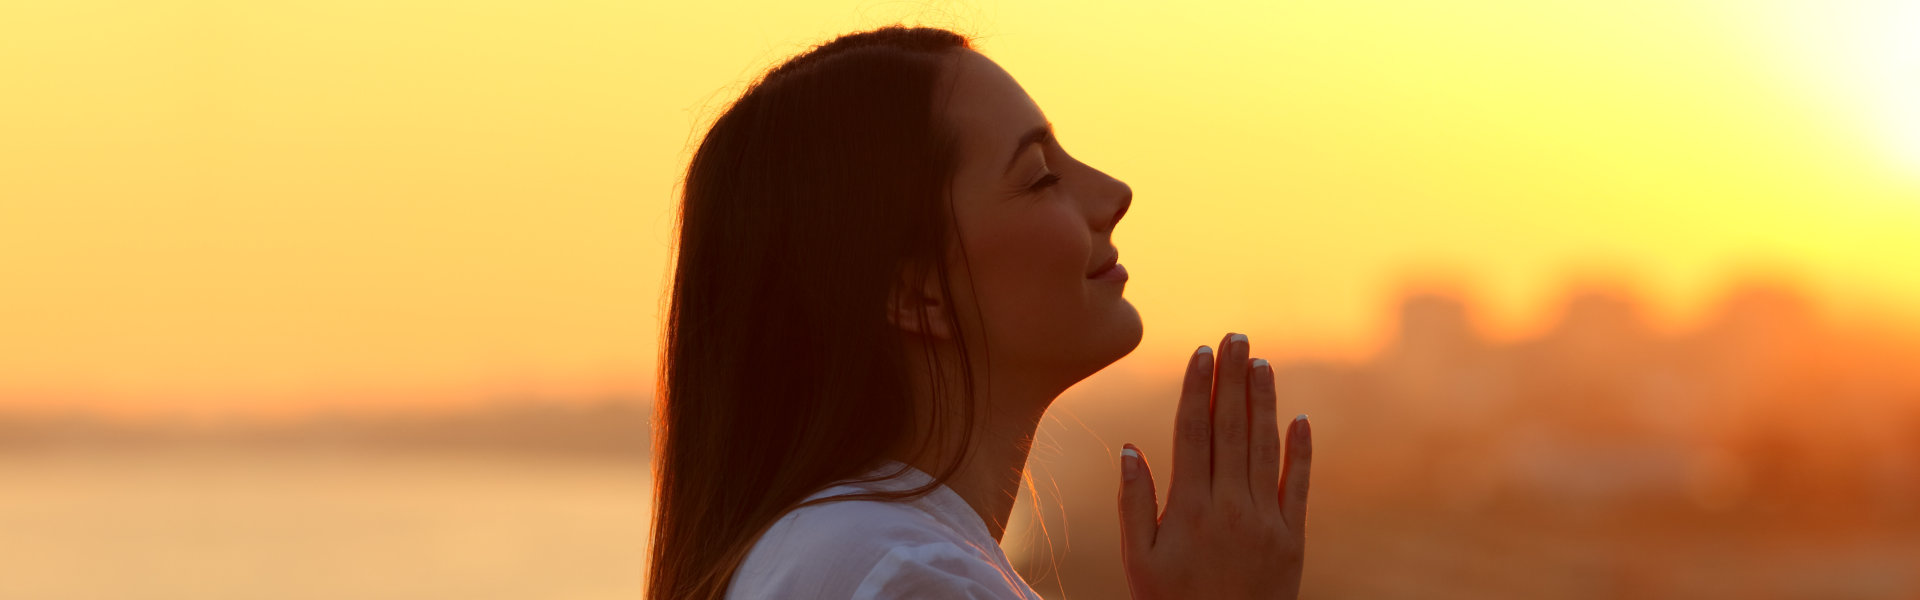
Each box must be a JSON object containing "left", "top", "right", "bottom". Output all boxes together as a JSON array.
[{"left": 1002, "top": 122, "right": 1054, "bottom": 175}]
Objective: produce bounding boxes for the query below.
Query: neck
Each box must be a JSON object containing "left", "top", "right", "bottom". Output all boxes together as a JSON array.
[
  {"left": 909, "top": 401, "right": 1047, "bottom": 543},
  {"left": 889, "top": 340, "right": 1063, "bottom": 543}
]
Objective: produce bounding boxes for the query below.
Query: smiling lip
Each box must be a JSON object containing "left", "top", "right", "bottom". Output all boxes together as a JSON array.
[
  {"left": 1088, "top": 252, "right": 1119, "bottom": 278},
  {"left": 1089, "top": 262, "right": 1127, "bottom": 281}
]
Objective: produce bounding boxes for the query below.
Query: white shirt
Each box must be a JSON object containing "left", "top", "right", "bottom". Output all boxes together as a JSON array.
[{"left": 725, "top": 460, "right": 1045, "bottom": 600}]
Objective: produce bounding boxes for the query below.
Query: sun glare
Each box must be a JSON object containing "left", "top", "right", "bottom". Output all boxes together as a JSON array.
[
  {"left": 1774, "top": 0, "right": 1920, "bottom": 175},
  {"left": 1866, "top": 6, "right": 1920, "bottom": 173}
]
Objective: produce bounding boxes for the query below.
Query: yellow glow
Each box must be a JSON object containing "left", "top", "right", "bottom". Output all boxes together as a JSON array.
[{"left": 2, "top": 0, "right": 1917, "bottom": 417}]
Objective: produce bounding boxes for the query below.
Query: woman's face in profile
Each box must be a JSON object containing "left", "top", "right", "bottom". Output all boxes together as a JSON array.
[{"left": 927, "top": 48, "right": 1142, "bottom": 385}]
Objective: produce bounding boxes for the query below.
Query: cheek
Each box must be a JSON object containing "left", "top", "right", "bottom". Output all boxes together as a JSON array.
[
  {"left": 982, "top": 205, "right": 1084, "bottom": 280},
  {"left": 965, "top": 206, "right": 1089, "bottom": 325}
]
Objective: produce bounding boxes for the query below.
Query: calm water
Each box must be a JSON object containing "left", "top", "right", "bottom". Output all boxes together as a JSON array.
[{"left": 0, "top": 446, "right": 654, "bottom": 600}]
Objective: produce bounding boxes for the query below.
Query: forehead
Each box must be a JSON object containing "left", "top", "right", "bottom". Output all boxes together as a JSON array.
[{"left": 939, "top": 50, "right": 1046, "bottom": 168}]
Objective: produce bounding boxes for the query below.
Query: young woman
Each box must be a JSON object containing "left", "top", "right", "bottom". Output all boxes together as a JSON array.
[{"left": 648, "top": 25, "right": 1314, "bottom": 600}]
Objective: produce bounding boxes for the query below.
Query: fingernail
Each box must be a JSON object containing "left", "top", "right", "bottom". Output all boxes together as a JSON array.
[
  {"left": 1252, "top": 358, "right": 1268, "bottom": 370},
  {"left": 1120, "top": 445, "right": 1140, "bottom": 481},
  {"left": 1230, "top": 333, "right": 1247, "bottom": 345},
  {"left": 1197, "top": 345, "right": 1211, "bottom": 355}
]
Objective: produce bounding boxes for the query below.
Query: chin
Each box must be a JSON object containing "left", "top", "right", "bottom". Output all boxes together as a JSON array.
[{"left": 1100, "top": 299, "right": 1145, "bottom": 362}]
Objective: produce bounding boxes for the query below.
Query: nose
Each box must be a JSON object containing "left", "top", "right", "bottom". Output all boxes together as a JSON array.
[{"left": 1100, "top": 180, "right": 1132, "bottom": 233}]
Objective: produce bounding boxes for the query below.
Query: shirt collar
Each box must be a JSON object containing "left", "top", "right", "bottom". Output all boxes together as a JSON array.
[{"left": 851, "top": 459, "right": 999, "bottom": 551}]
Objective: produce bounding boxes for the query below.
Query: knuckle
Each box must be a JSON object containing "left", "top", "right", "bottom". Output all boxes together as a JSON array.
[
  {"left": 1251, "top": 526, "right": 1282, "bottom": 551},
  {"left": 1215, "top": 496, "right": 1250, "bottom": 527},
  {"left": 1258, "top": 509, "right": 1285, "bottom": 530},
  {"left": 1257, "top": 525, "right": 1302, "bottom": 560},
  {"left": 1219, "top": 416, "right": 1244, "bottom": 432},
  {"left": 1177, "top": 419, "right": 1211, "bottom": 444},
  {"left": 1254, "top": 438, "right": 1282, "bottom": 465},
  {"left": 1220, "top": 422, "right": 1246, "bottom": 442}
]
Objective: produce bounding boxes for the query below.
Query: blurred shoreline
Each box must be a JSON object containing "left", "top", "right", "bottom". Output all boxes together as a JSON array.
[{"left": 0, "top": 398, "right": 653, "bottom": 464}]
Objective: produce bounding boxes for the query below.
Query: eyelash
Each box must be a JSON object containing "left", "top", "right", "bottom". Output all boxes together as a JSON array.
[{"left": 1028, "top": 172, "right": 1061, "bottom": 192}]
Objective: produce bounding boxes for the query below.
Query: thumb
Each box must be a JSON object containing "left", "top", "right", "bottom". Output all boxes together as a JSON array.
[{"left": 1117, "top": 443, "right": 1159, "bottom": 564}]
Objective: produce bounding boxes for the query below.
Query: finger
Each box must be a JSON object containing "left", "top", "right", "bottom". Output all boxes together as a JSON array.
[
  {"left": 1212, "top": 332, "right": 1251, "bottom": 497},
  {"left": 1169, "top": 344, "right": 1214, "bottom": 507},
  {"left": 1249, "top": 357, "right": 1281, "bottom": 505},
  {"left": 1116, "top": 443, "right": 1160, "bottom": 563},
  {"left": 1280, "top": 414, "right": 1313, "bottom": 533}
]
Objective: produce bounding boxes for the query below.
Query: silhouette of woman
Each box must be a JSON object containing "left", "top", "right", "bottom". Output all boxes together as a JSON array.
[{"left": 647, "top": 25, "right": 1314, "bottom": 600}]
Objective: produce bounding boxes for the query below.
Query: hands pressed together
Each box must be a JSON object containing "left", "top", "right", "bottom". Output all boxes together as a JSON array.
[{"left": 1117, "top": 332, "right": 1312, "bottom": 600}]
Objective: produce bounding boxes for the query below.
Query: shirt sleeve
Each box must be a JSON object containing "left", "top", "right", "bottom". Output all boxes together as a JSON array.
[{"left": 849, "top": 541, "right": 1027, "bottom": 600}]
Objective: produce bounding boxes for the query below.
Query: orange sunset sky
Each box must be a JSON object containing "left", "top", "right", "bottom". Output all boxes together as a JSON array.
[{"left": 2, "top": 0, "right": 1916, "bottom": 419}]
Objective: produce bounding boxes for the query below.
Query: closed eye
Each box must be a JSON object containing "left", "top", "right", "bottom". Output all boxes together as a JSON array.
[{"left": 1028, "top": 172, "right": 1061, "bottom": 192}]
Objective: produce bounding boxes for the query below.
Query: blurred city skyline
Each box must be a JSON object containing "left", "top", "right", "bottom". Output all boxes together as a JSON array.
[
  {"left": 5, "top": 272, "right": 1914, "bottom": 426},
  {"left": 1012, "top": 275, "right": 1920, "bottom": 599}
]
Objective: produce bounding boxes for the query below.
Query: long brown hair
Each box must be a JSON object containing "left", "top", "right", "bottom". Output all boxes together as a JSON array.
[{"left": 647, "top": 25, "right": 988, "bottom": 599}]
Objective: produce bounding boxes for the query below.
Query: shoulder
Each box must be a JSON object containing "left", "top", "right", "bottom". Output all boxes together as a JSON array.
[{"left": 726, "top": 495, "right": 1009, "bottom": 600}]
